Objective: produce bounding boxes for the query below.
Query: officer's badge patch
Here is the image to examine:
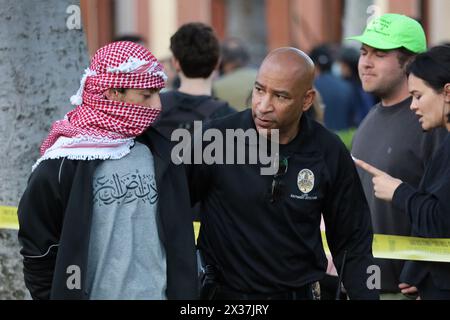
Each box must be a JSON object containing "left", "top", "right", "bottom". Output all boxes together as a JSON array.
[{"left": 297, "top": 169, "right": 315, "bottom": 194}]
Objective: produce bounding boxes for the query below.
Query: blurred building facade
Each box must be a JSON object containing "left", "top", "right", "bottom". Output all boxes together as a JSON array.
[{"left": 80, "top": 0, "right": 450, "bottom": 61}]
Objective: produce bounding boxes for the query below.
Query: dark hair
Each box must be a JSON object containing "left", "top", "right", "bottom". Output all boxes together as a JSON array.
[
  {"left": 170, "top": 23, "right": 220, "bottom": 78},
  {"left": 408, "top": 45, "right": 450, "bottom": 92},
  {"left": 114, "top": 34, "right": 146, "bottom": 45},
  {"left": 408, "top": 45, "right": 450, "bottom": 122},
  {"left": 112, "top": 88, "right": 158, "bottom": 94},
  {"left": 310, "top": 45, "right": 334, "bottom": 73},
  {"left": 397, "top": 47, "right": 416, "bottom": 68},
  {"left": 338, "top": 46, "right": 360, "bottom": 80},
  {"left": 220, "top": 38, "right": 250, "bottom": 72}
]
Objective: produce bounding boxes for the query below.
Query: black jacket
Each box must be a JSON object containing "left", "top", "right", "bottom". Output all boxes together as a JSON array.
[
  {"left": 18, "top": 128, "right": 198, "bottom": 300},
  {"left": 154, "top": 91, "right": 236, "bottom": 140},
  {"left": 393, "top": 134, "right": 450, "bottom": 289},
  {"left": 189, "top": 110, "right": 379, "bottom": 300}
]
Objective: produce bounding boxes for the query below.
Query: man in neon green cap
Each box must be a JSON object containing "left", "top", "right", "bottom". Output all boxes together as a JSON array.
[
  {"left": 348, "top": 13, "right": 427, "bottom": 54},
  {"left": 349, "top": 13, "right": 447, "bottom": 300}
]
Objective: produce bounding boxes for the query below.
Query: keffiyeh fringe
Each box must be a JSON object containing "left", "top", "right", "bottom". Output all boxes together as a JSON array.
[{"left": 32, "top": 136, "right": 135, "bottom": 172}]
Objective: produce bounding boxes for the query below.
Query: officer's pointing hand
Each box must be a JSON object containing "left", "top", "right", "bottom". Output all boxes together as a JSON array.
[{"left": 353, "top": 158, "right": 403, "bottom": 202}]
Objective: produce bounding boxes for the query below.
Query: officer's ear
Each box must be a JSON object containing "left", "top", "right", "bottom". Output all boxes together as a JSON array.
[
  {"left": 302, "top": 88, "right": 316, "bottom": 112},
  {"left": 444, "top": 83, "right": 450, "bottom": 103}
]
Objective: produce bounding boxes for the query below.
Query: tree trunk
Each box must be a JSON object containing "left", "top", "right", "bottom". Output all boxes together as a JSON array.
[{"left": 0, "top": 0, "right": 88, "bottom": 299}]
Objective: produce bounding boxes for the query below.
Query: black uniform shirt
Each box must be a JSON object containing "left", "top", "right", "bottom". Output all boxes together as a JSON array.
[{"left": 190, "top": 110, "right": 378, "bottom": 299}]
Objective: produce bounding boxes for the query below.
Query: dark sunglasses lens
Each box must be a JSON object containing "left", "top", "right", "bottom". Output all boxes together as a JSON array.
[
  {"left": 271, "top": 180, "right": 284, "bottom": 202},
  {"left": 271, "top": 157, "right": 288, "bottom": 202},
  {"left": 277, "top": 158, "right": 288, "bottom": 176}
]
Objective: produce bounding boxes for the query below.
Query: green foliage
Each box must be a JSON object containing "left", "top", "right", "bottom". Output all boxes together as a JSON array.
[{"left": 336, "top": 128, "right": 356, "bottom": 150}]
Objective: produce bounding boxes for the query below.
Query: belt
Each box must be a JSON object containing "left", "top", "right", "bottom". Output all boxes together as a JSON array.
[{"left": 213, "top": 284, "right": 315, "bottom": 300}]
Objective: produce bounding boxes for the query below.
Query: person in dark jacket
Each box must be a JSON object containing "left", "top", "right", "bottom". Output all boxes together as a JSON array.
[
  {"left": 355, "top": 45, "right": 450, "bottom": 300},
  {"left": 309, "top": 44, "right": 357, "bottom": 131},
  {"left": 154, "top": 23, "right": 235, "bottom": 140},
  {"left": 17, "top": 41, "right": 197, "bottom": 300},
  {"left": 190, "top": 47, "right": 379, "bottom": 300}
]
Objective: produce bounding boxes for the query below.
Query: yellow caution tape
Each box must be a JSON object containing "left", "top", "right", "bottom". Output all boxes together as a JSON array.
[
  {"left": 321, "top": 232, "right": 450, "bottom": 263},
  {"left": 194, "top": 221, "right": 200, "bottom": 244},
  {"left": 370, "top": 233, "right": 450, "bottom": 263},
  {"left": 4, "top": 209, "right": 450, "bottom": 263},
  {"left": 0, "top": 206, "right": 19, "bottom": 230},
  {"left": 195, "top": 222, "right": 450, "bottom": 263}
]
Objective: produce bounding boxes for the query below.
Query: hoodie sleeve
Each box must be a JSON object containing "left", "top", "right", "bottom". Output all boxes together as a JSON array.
[
  {"left": 17, "top": 159, "right": 65, "bottom": 300},
  {"left": 392, "top": 137, "right": 450, "bottom": 238},
  {"left": 393, "top": 180, "right": 450, "bottom": 238}
]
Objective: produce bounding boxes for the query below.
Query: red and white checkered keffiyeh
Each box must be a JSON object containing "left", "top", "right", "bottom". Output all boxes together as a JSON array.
[{"left": 33, "top": 41, "right": 167, "bottom": 171}]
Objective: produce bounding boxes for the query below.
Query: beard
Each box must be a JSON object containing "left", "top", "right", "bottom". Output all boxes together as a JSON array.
[
  {"left": 366, "top": 80, "right": 404, "bottom": 103},
  {"left": 361, "top": 69, "right": 407, "bottom": 101}
]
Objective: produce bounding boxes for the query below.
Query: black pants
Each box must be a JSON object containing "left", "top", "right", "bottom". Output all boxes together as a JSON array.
[
  {"left": 212, "top": 284, "right": 315, "bottom": 300},
  {"left": 418, "top": 274, "right": 450, "bottom": 300},
  {"left": 319, "top": 274, "right": 347, "bottom": 300}
]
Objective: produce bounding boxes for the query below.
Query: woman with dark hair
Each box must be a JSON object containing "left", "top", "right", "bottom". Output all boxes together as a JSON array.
[{"left": 355, "top": 45, "right": 450, "bottom": 300}]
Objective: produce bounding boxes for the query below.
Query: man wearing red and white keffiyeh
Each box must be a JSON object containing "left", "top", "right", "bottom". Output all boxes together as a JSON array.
[
  {"left": 19, "top": 41, "right": 198, "bottom": 300},
  {"left": 33, "top": 41, "right": 167, "bottom": 171}
]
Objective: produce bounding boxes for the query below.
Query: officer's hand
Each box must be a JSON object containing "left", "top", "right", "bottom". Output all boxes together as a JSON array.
[
  {"left": 353, "top": 158, "right": 403, "bottom": 202},
  {"left": 399, "top": 283, "right": 420, "bottom": 300}
]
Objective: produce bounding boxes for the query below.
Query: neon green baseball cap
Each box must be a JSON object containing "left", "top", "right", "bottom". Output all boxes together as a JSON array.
[{"left": 347, "top": 13, "right": 427, "bottom": 53}]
